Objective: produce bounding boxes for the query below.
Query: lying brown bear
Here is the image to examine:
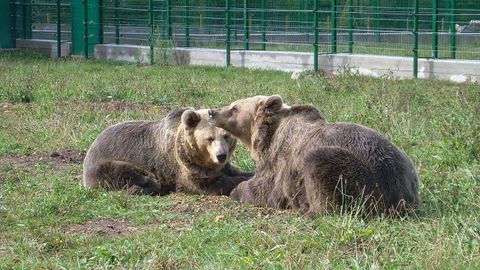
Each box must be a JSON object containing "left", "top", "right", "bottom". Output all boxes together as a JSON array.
[
  {"left": 83, "top": 108, "right": 252, "bottom": 195},
  {"left": 208, "top": 95, "right": 421, "bottom": 216}
]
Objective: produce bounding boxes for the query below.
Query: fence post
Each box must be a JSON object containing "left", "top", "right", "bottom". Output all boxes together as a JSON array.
[
  {"left": 167, "top": 0, "right": 172, "bottom": 40},
  {"left": 348, "top": 0, "right": 353, "bottom": 53},
  {"left": 243, "top": 0, "right": 249, "bottom": 50},
  {"left": 449, "top": 0, "right": 456, "bottom": 59},
  {"left": 413, "top": 0, "right": 418, "bottom": 78},
  {"left": 72, "top": 0, "right": 100, "bottom": 56},
  {"left": 225, "top": 0, "right": 231, "bottom": 66},
  {"left": 83, "top": 0, "right": 89, "bottom": 58},
  {"left": 330, "top": 0, "right": 337, "bottom": 53},
  {"left": 313, "top": 0, "right": 319, "bottom": 71},
  {"left": 20, "top": 0, "right": 32, "bottom": 39},
  {"left": 261, "top": 0, "right": 266, "bottom": 50},
  {"left": 57, "top": 0, "right": 61, "bottom": 58},
  {"left": 115, "top": 0, "right": 119, "bottom": 44},
  {"left": 14, "top": 0, "right": 31, "bottom": 40},
  {"left": 12, "top": 0, "right": 32, "bottom": 40},
  {"left": 432, "top": 0, "right": 438, "bottom": 58},
  {"left": 1, "top": 1, "right": 14, "bottom": 48},
  {"left": 27, "top": 0, "right": 32, "bottom": 38},
  {"left": 149, "top": 0, "right": 154, "bottom": 64},
  {"left": 185, "top": 0, "right": 190, "bottom": 47}
]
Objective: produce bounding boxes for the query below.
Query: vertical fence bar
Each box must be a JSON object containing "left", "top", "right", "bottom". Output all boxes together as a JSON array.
[
  {"left": 115, "top": 0, "right": 119, "bottom": 44},
  {"left": 26, "top": 0, "right": 32, "bottom": 39},
  {"left": 330, "top": 0, "right": 337, "bottom": 53},
  {"left": 243, "top": 0, "right": 249, "bottom": 50},
  {"left": 261, "top": 0, "right": 266, "bottom": 50},
  {"left": 348, "top": 0, "right": 353, "bottom": 53},
  {"left": 413, "top": 0, "right": 418, "bottom": 78},
  {"left": 23, "top": 1, "right": 27, "bottom": 38},
  {"left": 24, "top": 0, "right": 32, "bottom": 39},
  {"left": 22, "top": 0, "right": 27, "bottom": 38},
  {"left": 98, "top": 0, "right": 103, "bottom": 43},
  {"left": 449, "top": 0, "right": 456, "bottom": 59},
  {"left": 185, "top": 0, "right": 190, "bottom": 47},
  {"left": 313, "top": 0, "right": 319, "bottom": 71},
  {"left": 225, "top": 0, "right": 231, "bottom": 66},
  {"left": 374, "top": 0, "right": 380, "bottom": 42},
  {"left": 167, "top": 0, "right": 172, "bottom": 40},
  {"left": 432, "top": 0, "right": 438, "bottom": 58},
  {"left": 10, "top": 1, "right": 17, "bottom": 48},
  {"left": 83, "top": 0, "right": 89, "bottom": 58},
  {"left": 149, "top": 0, "right": 153, "bottom": 64},
  {"left": 56, "top": 0, "right": 61, "bottom": 57}
]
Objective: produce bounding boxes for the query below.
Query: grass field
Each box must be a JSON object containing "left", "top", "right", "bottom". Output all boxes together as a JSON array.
[{"left": 0, "top": 52, "right": 479, "bottom": 269}]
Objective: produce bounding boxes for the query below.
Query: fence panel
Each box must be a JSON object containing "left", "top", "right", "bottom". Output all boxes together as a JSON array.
[{"left": 8, "top": 0, "right": 480, "bottom": 69}]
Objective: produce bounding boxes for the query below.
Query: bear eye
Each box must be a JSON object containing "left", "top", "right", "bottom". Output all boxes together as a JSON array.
[
  {"left": 223, "top": 134, "right": 230, "bottom": 140},
  {"left": 207, "top": 137, "right": 214, "bottom": 143}
]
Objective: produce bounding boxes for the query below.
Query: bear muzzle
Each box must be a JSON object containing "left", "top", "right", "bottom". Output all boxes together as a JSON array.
[{"left": 216, "top": 153, "right": 227, "bottom": 163}]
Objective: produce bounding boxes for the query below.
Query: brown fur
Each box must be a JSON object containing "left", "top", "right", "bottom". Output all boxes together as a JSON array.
[
  {"left": 208, "top": 96, "right": 421, "bottom": 216},
  {"left": 83, "top": 108, "right": 252, "bottom": 196}
]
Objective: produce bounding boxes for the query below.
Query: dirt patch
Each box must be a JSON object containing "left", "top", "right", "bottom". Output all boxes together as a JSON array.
[
  {"left": 63, "top": 218, "right": 138, "bottom": 237},
  {"left": 167, "top": 193, "right": 289, "bottom": 219},
  {"left": 0, "top": 102, "right": 14, "bottom": 112},
  {"left": 0, "top": 149, "right": 85, "bottom": 172}
]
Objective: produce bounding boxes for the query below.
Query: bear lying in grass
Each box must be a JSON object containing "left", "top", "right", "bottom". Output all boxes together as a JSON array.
[
  {"left": 208, "top": 95, "right": 421, "bottom": 216},
  {"left": 83, "top": 108, "right": 252, "bottom": 195}
]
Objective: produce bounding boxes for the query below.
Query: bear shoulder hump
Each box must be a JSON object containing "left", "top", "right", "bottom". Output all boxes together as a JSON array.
[{"left": 289, "top": 105, "right": 326, "bottom": 122}]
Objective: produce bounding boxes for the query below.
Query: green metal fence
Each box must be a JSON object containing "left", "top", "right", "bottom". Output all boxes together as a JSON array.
[{"left": 4, "top": 0, "right": 480, "bottom": 77}]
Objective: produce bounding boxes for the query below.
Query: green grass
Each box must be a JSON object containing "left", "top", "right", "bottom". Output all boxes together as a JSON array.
[{"left": 0, "top": 52, "right": 479, "bottom": 269}]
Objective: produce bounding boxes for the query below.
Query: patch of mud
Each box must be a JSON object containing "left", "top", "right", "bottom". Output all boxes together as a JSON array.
[
  {"left": 0, "top": 149, "right": 85, "bottom": 172},
  {"left": 63, "top": 218, "right": 138, "bottom": 237}
]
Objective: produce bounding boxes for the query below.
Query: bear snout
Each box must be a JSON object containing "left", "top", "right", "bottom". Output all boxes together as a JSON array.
[{"left": 216, "top": 153, "right": 227, "bottom": 163}]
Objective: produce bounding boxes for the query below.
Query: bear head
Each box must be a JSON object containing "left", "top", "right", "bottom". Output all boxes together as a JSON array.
[
  {"left": 207, "top": 95, "right": 287, "bottom": 150},
  {"left": 179, "top": 109, "right": 237, "bottom": 170}
]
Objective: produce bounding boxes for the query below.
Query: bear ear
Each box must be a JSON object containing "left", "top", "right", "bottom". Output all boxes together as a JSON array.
[
  {"left": 181, "top": 110, "right": 201, "bottom": 130},
  {"left": 263, "top": 95, "right": 284, "bottom": 112}
]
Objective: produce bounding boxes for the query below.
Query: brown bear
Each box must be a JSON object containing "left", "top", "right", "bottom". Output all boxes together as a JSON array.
[
  {"left": 83, "top": 108, "right": 252, "bottom": 196},
  {"left": 208, "top": 95, "right": 421, "bottom": 216}
]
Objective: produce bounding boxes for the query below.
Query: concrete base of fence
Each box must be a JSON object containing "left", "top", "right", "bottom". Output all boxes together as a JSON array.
[
  {"left": 94, "top": 44, "right": 150, "bottom": 64},
  {"left": 92, "top": 44, "right": 480, "bottom": 83},
  {"left": 16, "top": 39, "right": 71, "bottom": 58}
]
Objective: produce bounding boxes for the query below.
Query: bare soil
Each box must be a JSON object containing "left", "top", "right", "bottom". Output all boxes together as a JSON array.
[
  {"left": 0, "top": 148, "right": 84, "bottom": 166},
  {"left": 0, "top": 102, "right": 14, "bottom": 112},
  {"left": 0, "top": 149, "right": 85, "bottom": 174},
  {"left": 167, "top": 193, "right": 289, "bottom": 219},
  {"left": 62, "top": 218, "right": 138, "bottom": 237}
]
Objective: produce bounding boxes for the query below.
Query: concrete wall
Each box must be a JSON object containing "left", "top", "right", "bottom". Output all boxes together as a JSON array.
[
  {"left": 93, "top": 45, "right": 480, "bottom": 83},
  {"left": 94, "top": 44, "right": 150, "bottom": 64},
  {"left": 14, "top": 40, "right": 480, "bottom": 83},
  {"left": 16, "top": 39, "right": 71, "bottom": 58}
]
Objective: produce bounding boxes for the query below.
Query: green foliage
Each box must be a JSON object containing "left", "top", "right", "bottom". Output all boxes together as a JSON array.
[{"left": 0, "top": 52, "right": 479, "bottom": 269}]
